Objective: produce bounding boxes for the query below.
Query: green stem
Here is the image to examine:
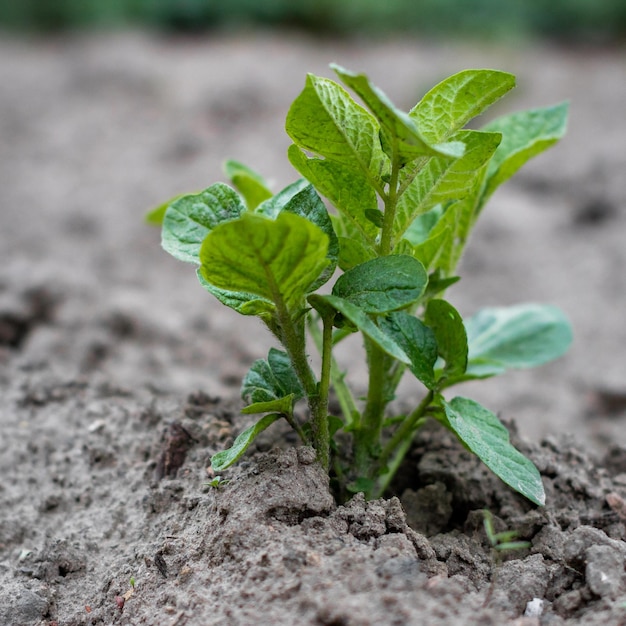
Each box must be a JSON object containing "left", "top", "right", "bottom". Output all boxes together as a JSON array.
[
  {"left": 312, "top": 312, "right": 334, "bottom": 471},
  {"left": 379, "top": 146, "right": 401, "bottom": 256}
]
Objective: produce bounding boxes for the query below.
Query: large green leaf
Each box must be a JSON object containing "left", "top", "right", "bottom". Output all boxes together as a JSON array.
[
  {"left": 223, "top": 159, "right": 272, "bottom": 210},
  {"left": 441, "top": 397, "right": 545, "bottom": 505},
  {"left": 162, "top": 183, "right": 246, "bottom": 264},
  {"left": 286, "top": 73, "right": 389, "bottom": 188},
  {"left": 241, "top": 347, "right": 305, "bottom": 404},
  {"left": 332, "top": 255, "right": 428, "bottom": 314},
  {"left": 464, "top": 304, "right": 573, "bottom": 379},
  {"left": 425, "top": 299, "right": 468, "bottom": 380},
  {"left": 211, "top": 413, "right": 282, "bottom": 472},
  {"left": 480, "top": 102, "right": 569, "bottom": 206},
  {"left": 308, "top": 294, "right": 411, "bottom": 365},
  {"left": 393, "top": 130, "right": 501, "bottom": 244},
  {"left": 332, "top": 64, "right": 464, "bottom": 163},
  {"left": 410, "top": 69, "right": 516, "bottom": 143},
  {"left": 256, "top": 179, "right": 339, "bottom": 290},
  {"left": 288, "top": 144, "right": 379, "bottom": 244},
  {"left": 199, "top": 212, "right": 330, "bottom": 314},
  {"left": 378, "top": 311, "right": 438, "bottom": 389}
]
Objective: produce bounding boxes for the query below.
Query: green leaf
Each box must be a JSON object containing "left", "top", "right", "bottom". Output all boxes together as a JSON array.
[
  {"left": 332, "top": 255, "right": 428, "bottom": 314},
  {"left": 410, "top": 69, "right": 516, "bottom": 143},
  {"left": 162, "top": 183, "right": 246, "bottom": 264},
  {"left": 425, "top": 299, "right": 468, "bottom": 379},
  {"left": 146, "top": 192, "right": 192, "bottom": 225},
  {"left": 241, "top": 395, "right": 295, "bottom": 415},
  {"left": 257, "top": 180, "right": 338, "bottom": 290},
  {"left": 441, "top": 397, "right": 545, "bottom": 505},
  {"left": 211, "top": 413, "right": 282, "bottom": 472},
  {"left": 309, "top": 295, "right": 411, "bottom": 364},
  {"left": 393, "top": 130, "right": 501, "bottom": 245},
  {"left": 332, "top": 63, "right": 465, "bottom": 162},
  {"left": 464, "top": 304, "right": 573, "bottom": 379},
  {"left": 480, "top": 102, "right": 569, "bottom": 206},
  {"left": 241, "top": 347, "right": 305, "bottom": 404},
  {"left": 378, "top": 311, "right": 438, "bottom": 389},
  {"left": 286, "top": 73, "right": 389, "bottom": 189},
  {"left": 337, "top": 236, "right": 377, "bottom": 271},
  {"left": 223, "top": 160, "right": 272, "bottom": 210},
  {"left": 288, "top": 145, "right": 379, "bottom": 244},
  {"left": 199, "top": 211, "right": 330, "bottom": 314}
]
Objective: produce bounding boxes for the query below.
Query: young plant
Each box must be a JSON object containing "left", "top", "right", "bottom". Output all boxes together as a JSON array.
[{"left": 149, "top": 65, "right": 571, "bottom": 505}]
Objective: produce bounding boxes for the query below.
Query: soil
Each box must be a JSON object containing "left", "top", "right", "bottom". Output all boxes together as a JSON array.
[{"left": 1, "top": 31, "right": 626, "bottom": 626}]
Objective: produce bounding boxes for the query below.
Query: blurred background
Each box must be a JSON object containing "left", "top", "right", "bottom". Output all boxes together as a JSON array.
[
  {"left": 1, "top": 1, "right": 626, "bottom": 449},
  {"left": 1, "top": 0, "right": 625, "bottom": 44}
]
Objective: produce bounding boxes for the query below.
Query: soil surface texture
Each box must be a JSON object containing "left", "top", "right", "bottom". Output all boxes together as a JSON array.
[{"left": 2, "top": 31, "right": 626, "bottom": 626}]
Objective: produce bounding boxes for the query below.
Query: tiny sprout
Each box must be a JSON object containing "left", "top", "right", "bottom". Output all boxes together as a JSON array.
[{"left": 205, "top": 476, "right": 229, "bottom": 489}]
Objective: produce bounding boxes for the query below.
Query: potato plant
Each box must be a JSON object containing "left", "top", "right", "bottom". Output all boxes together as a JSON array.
[{"left": 149, "top": 65, "right": 571, "bottom": 504}]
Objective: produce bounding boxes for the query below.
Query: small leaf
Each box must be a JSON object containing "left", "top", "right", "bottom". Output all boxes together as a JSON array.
[
  {"left": 223, "top": 160, "right": 272, "bottom": 210},
  {"left": 162, "top": 183, "right": 246, "bottom": 264},
  {"left": 310, "top": 295, "right": 411, "bottom": 364},
  {"left": 332, "top": 255, "right": 428, "bottom": 314},
  {"left": 480, "top": 102, "right": 569, "bottom": 207},
  {"left": 441, "top": 397, "right": 545, "bottom": 505},
  {"left": 241, "top": 347, "right": 305, "bottom": 404},
  {"left": 378, "top": 312, "right": 438, "bottom": 389},
  {"left": 425, "top": 299, "right": 468, "bottom": 379},
  {"left": 464, "top": 304, "right": 573, "bottom": 379},
  {"left": 199, "top": 212, "right": 330, "bottom": 314},
  {"left": 241, "top": 395, "right": 295, "bottom": 415},
  {"left": 286, "top": 74, "right": 389, "bottom": 188},
  {"left": 364, "top": 209, "right": 384, "bottom": 228},
  {"left": 411, "top": 69, "right": 516, "bottom": 143},
  {"left": 211, "top": 413, "right": 282, "bottom": 472}
]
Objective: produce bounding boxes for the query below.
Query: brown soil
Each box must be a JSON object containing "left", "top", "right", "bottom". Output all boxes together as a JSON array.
[{"left": 1, "top": 31, "right": 626, "bottom": 625}]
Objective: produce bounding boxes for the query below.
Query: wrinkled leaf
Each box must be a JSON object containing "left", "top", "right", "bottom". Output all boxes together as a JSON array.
[
  {"left": 199, "top": 212, "right": 330, "bottom": 314},
  {"left": 425, "top": 299, "right": 468, "bottom": 379},
  {"left": 286, "top": 74, "right": 389, "bottom": 187},
  {"left": 211, "top": 413, "right": 282, "bottom": 472},
  {"left": 241, "top": 347, "right": 305, "bottom": 404},
  {"left": 441, "top": 397, "right": 545, "bottom": 505},
  {"left": 146, "top": 192, "right": 191, "bottom": 225},
  {"left": 223, "top": 159, "right": 272, "bottom": 210},
  {"left": 332, "top": 63, "right": 464, "bottom": 162},
  {"left": 378, "top": 311, "right": 438, "bottom": 389},
  {"left": 411, "top": 69, "right": 516, "bottom": 143},
  {"left": 464, "top": 304, "right": 573, "bottom": 379},
  {"left": 332, "top": 255, "right": 428, "bottom": 314},
  {"left": 162, "top": 183, "right": 246, "bottom": 264}
]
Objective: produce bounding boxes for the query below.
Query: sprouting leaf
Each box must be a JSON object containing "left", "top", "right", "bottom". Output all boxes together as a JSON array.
[
  {"left": 332, "top": 255, "right": 428, "bottom": 314},
  {"left": 223, "top": 160, "right": 272, "bottom": 210},
  {"left": 410, "top": 69, "right": 516, "bottom": 143},
  {"left": 308, "top": 294, "right": 410, "bottom": 364},
  {"left": 286, "top": 74, "right": 389, "bottom": 189},
  {"left": 199, "top": 211, "right": 330, "bottom": 314},
  {"left": 425, "top": 299, "right": 468, "bottom": 380},
  {"left": 378, "top": 312, "right": 438, "bottom": 389},
  {"left": 441, "top": 397, "right": 545, "bottom": 506},
  {"left": 211, "top": 413, "right": 282, "bottom": 472},
  {"left": 332, "top": 63, "right": 465, "bottom": 162},
  {"left": 463, "top": 304, "right": 573, "bottom": 379},
  {"left": 162, "top": 183, "right": 246, "bottom": 264},
  {"left": 480, "top": 102, "right": 569, "bottom": 207},
  {"left": 242, "top": 347, "right": 305, "bottom": 404}
]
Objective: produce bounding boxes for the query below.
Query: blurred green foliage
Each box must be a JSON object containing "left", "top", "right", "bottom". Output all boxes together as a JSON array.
[{"left": 0, "top": 0, "right": 624, "bottom": 43}]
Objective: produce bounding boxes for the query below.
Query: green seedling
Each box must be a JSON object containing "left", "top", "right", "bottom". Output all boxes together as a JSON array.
[
  {"left": 205, "top": 475, "right": 230, "bottom": 489},
  {"left": 483, "top": 509, "right": 531, "bottom": 605},
  {"left": 151, "top": 65, "right": 572, "bottom": 504}
]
